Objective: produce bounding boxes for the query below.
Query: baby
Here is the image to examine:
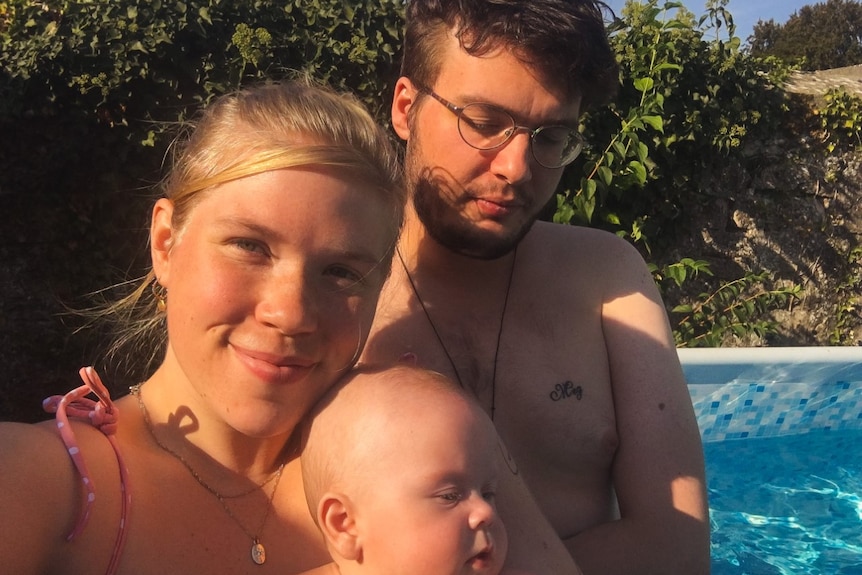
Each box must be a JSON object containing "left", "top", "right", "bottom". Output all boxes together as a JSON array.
[{"left": 301, "top": 364, "right": 508, "bottom": 575}]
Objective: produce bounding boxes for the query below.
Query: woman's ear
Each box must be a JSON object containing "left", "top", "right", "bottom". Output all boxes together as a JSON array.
[
  {"left": 150, "top": 198, "right": 176, "bottom": 286},
  {"left": 391, "top": 76, "right": 418, "bottom": 141},
  {"left": 318, "top": 492, "right": 362, "bottom": 562}
]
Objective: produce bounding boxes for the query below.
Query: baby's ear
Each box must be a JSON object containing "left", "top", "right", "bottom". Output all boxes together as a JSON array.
[{"left": 318, "top": 492, "right": 362, "bottom": 562}]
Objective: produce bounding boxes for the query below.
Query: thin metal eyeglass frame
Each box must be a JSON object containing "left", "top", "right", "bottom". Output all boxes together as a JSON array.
[{"left": 412, "top": 81, "right": 584, "bottom": 169}]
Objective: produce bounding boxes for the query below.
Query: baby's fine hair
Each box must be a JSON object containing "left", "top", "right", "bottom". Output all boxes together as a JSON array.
[{"left": 301, "top": 364, "right": 479, "bottom": 520}]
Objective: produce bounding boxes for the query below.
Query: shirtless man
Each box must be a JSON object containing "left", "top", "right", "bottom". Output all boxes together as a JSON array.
[{"left": 360, "top": 1, "right": 710, "bottom": 573}]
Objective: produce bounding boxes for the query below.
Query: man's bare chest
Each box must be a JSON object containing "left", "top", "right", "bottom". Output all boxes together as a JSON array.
[{"left": 364, "top": 298, "right": 618, "bottom": 464}]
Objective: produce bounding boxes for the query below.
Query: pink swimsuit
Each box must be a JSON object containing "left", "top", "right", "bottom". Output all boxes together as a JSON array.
[{"left": 43, "top": 367, "right": 131, "bottom": 575}]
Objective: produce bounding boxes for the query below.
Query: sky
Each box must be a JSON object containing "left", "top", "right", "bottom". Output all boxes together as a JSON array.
[{"left": 605, "top": 0, "right": 816, "bottom": 43}]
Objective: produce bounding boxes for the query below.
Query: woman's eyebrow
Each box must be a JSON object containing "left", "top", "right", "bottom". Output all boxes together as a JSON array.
[{"left": 213, "top": 216, "right": 385, "bottom": 264}]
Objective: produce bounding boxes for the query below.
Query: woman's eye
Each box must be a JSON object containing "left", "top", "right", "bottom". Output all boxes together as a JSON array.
[
  {"left": 231, "top": 238, "right": 267, "bottom": 255},
  {"left": 482, "top": 490, "right": 497, "bottom": 503},
  {"left": 326, "top": 265, "right": 364, "bottom": 287}
]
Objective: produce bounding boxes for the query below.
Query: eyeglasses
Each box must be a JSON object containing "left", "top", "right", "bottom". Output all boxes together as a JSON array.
[{"left": 414, "top": 82, "right": 584, "bottom": 169}]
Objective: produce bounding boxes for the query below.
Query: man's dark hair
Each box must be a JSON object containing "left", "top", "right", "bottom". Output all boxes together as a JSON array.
[{"left": 400, "top": 0, "right": 619, "bottom": 111}]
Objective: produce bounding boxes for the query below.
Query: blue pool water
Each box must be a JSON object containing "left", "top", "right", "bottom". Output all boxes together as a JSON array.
[
  {"left": 678, "top": 347, "right": 862, "bottom": 574},
  {"left": 706, "top": 429, "right": 862, "bottom": 574}
]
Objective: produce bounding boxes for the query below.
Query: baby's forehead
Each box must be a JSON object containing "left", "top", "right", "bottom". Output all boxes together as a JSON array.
[
  {"left": 314, "top": 365, "right": 493, "bottom": 454},
  {"left": 338, "top": 365, "right": 467, "bottom": 404}
]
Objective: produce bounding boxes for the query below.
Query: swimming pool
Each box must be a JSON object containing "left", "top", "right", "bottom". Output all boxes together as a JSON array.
[{"left": 679, "top": 347, "right": 862, "bottom": 574}]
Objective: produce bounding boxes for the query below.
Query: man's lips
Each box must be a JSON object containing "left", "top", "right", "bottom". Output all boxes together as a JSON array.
[{"left": 474, "top": 197, "right": 522, "bottom": 218}]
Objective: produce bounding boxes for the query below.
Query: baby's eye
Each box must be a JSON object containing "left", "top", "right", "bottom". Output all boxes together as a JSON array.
[
  {"left": 437, "top": 491, "right": 463, "bottom": 503},
  {"left": 482, "top": 489, "right": 497, "bottom": 503}
]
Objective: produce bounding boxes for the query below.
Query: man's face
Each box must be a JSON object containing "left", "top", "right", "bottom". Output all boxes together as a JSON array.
[{"left": 395, "top": 32, "right": 582, "bottom": 259}]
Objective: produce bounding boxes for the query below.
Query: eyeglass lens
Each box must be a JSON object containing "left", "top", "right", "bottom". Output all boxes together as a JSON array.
[{"left": 457, "top": 103, "right": 582, "bottom": 168}]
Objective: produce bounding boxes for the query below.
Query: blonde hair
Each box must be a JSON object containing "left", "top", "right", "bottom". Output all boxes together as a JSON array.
[{"left": 93, "top": 78, "right": 404, "bottom": 380}]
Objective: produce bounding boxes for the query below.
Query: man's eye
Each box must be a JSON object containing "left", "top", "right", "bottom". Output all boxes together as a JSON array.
[
  {"left": 535, "top": 128, "right": 572, "bottom": 146},
  {"left": 463, "top": 115, "right": 508, "bottom": 134}
]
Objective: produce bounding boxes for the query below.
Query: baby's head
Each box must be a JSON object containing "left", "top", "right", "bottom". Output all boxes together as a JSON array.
[{"left": 302, "top": 364, "right": 507, "bottom": 575}]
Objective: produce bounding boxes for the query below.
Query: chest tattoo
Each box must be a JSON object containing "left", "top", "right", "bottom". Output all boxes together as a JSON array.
[{"left": 550, "top": 380, "right": 583, "bottom": 402}]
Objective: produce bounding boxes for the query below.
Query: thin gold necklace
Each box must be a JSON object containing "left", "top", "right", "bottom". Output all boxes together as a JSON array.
[
  {"left": 130, "top": 384, "right": 285, "bottom": 565},
  {"left": 396, "top": 245, "right": 517, "bottom": 420}
]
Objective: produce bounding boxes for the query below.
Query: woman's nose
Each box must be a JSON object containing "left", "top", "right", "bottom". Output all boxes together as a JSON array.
[{"left": 255, "top": 274, "right": 318, "bottom": 335}]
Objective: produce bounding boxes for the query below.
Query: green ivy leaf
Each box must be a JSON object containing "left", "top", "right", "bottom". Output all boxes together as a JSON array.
[
  {"left": 641, "top": 115, "right": 664, "bottom": 132},
  {"left": 633, "top": 77, "right": 654, "bottom": 92}
]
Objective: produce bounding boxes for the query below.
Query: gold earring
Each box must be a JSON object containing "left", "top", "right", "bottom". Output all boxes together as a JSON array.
[{"left": 152, "top": 280, "right": 167, "bottom": 312}]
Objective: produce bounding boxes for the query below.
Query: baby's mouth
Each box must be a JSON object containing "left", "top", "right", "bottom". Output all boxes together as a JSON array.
[{"left": 468, "top": 545, "right": 495, "bottom": 569}]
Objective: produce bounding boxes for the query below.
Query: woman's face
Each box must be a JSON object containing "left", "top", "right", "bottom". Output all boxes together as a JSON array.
[{"left": 151, "top": 167, "right": 394, "bottom": 437}]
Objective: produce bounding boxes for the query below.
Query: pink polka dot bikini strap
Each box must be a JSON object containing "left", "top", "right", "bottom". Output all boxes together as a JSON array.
[{"left": 42, "top": 367, "right": 131, "bottom": 575}]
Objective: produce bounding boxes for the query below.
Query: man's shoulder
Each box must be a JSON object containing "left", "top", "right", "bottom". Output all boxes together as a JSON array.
[
  {"left": 530, "top": 219, "right": 625, "bottom": 242},
  {"left": 525, "top": 221, "right": 643, "bottom": 263}
]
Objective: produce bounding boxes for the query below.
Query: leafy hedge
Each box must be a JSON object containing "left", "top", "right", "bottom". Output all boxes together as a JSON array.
[
  {"left": 0, "top": 0, "right": 405, "bottom": 421},
  {"left": 2, "top": 0, "right": 860, "bottom": 359},
  {"left": 1, "top": 0, "right": 403, "bottom": 124},
  {"left": 556, "top": 1, "right": 801, "bottom": 243}
]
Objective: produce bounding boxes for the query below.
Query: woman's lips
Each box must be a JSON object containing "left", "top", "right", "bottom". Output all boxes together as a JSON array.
[{"left": 231, "top": 344, "right": 316, "bottom": 384}]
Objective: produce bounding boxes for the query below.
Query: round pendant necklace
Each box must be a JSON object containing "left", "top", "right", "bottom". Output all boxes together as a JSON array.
[
  {"left": 396, "top": 245, "right": 517, "bottom": 420},
  {"left": 130, "top": 384, "right": 285, "bottom": 565}
]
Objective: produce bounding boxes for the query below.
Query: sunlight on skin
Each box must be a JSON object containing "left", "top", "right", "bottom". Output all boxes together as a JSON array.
[{"left": 672, "top": 476, "right": 709, "bottom": 521}]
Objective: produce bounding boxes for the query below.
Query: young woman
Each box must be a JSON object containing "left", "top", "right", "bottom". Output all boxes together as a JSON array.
[{"left": 0, "top": 78, "right": 404, "bottom": 574}]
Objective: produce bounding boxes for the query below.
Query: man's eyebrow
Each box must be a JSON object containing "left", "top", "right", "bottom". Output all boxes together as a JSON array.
[{"left": 457, "top": 92, "right": 578, "bottom": 126}]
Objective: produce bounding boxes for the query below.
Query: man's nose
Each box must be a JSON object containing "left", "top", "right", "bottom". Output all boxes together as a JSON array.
[{"left": 490, "top": 129, "right": 533, "bottom": 185}]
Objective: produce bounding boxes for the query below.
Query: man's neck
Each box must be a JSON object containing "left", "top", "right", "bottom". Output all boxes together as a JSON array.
[{"left": 398, "top": 206, "right": 519, "bottom": 289}]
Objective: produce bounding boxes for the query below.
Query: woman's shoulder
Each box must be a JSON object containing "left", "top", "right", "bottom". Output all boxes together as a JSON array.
[
  {"left": 0, "top": 417, "right": 128, "bottom": 574},
  {"left": 8, "top": 401, "right": 133, "bottom": 477},
  {"left": 0, "top": 420, "right": 84, "bottom": 573},
  {"left": 0, "top": 418, "right": 84, "bottom": 488}
]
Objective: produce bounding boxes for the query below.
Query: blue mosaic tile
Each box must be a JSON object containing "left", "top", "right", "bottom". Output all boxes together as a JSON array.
[{"left": 687, "top": 379, "right": 862, "bottom": 443}]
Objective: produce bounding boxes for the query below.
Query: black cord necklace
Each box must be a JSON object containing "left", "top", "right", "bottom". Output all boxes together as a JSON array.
[{"left": 396, "top": 245, "right": 517, "bottom": 420}]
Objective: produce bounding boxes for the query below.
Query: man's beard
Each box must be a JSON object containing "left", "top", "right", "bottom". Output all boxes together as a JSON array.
[{"left": 406, "top": 140, "right": 538, "bottom": 261}]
